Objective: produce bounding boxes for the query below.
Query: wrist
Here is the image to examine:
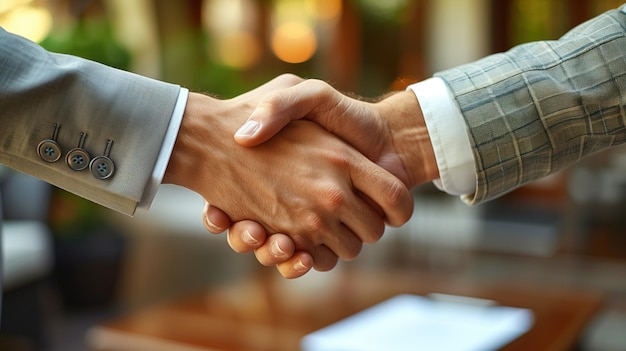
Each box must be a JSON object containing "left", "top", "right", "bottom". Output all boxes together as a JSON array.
[
  {"left": 377, "top": 91, "right": 439, "bottom": 188},
  {"left": 164, "top": 92, "right": 224, "bottom": 192}
]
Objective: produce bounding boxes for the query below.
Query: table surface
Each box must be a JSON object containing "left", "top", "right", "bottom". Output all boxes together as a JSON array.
[{"left": 88, "top": 269, "right": 603, "bottom": 351}]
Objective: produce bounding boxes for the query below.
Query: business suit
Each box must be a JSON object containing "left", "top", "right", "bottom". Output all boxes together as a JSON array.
[
  {"left": 436, "top": 6, "right": 626, "bottom": 205},
  {"left": 0, "top": 27, "right": 183, "bottom": 215}
]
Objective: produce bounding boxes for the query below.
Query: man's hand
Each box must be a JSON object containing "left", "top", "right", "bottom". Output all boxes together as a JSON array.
[
  {"left": 205, "top": 78, "right": 439, "bottom": 278},
  {"left": 163, "top": 75, "right": 414, "bottom": 274},
  {"left": 234, "top": 79, "right": 438, "bottom": 188}
]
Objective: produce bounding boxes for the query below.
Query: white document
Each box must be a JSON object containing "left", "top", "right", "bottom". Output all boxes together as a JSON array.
[{"left": 301, "top": 294, "right": 533, "bottom": 351}]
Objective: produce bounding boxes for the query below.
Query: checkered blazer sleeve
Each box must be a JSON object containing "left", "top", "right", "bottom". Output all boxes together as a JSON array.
[{"left": 436, "top": 7, "right": 626, "bottom": 205}]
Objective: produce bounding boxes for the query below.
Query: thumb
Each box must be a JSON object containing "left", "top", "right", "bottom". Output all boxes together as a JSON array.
[
  {"left": 233, "top": 104, "right": 291, "bottom": 147},
  {"left": 234, "top": 79, "right": 340, "bottom": 147}
]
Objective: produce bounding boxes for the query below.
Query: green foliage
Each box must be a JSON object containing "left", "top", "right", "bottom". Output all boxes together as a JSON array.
[{"left": 40, "top": 19, "right": 131, "bottom": 71}]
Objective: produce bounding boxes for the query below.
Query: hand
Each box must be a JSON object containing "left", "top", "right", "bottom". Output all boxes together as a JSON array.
[
  {"left": 210, "top": 79, "right": 439, "bottom": 278},
  {"left": 164, "top": 75, "right": 414, "bottom": 273},
  {"left": 235, "top": 79, "right": 438, "bottom": 188},
  {"left": 203, "top": 202, "right": 314, "bottom": 277}
]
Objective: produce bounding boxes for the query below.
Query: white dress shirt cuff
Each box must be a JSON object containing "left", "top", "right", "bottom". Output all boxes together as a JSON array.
[
  {"left": 407, "top": 78, "right": 476, "bottom": 196},
  {"left": 137, "top": 87, "right": 189, "bottom": 212}
]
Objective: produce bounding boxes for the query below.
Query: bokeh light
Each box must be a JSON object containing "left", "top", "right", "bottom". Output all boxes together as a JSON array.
[
  {"left": 270, "top": 0, "right": 323, "bottom": 64},
  {"left": 215, "top": 30, "right": 261, "bottom": 69},
  {"left": 310, "top": 0, "right": 342, "bottom": 21},
  {"left": 271, "top": 21, "right": 318, "bottom": 64},
  {"left": 0, "top": 2, "right": 53, "bottom": 43},
  {"left": 203, "top": 0, "right": 261, "bottom": 69}
]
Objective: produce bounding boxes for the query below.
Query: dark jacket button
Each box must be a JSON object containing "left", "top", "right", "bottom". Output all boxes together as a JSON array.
[
  {"left": 37, "top": 140, "right": 62, "bottom": 163},
  {"left": 89, "top": 156, "right": 115, "bottom": 179}
]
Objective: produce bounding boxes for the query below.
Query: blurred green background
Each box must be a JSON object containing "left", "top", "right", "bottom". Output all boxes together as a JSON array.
[{"left": 5, "top": 0, "right": 622, "bottom": 97}]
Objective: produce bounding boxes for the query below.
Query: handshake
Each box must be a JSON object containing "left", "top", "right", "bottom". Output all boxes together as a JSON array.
[
  {"left": 3, "top": 5, "right": 622, "bottom": 281},
  {"left": 163, "top": 74, "right": 440, "bottom": 279},
  {"left": 163, "top": 4, "right": 626, "bottom": 279}
]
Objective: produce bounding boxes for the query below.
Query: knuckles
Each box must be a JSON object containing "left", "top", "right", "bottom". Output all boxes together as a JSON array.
[
  {"left": 274, "top": 73, "right": 304, "bottom": 86},
  {"left": 301, "top": 210, "right": 325, "bottom": 234},
  {"left": 301, "top": 78, "right": 331, "bottom": 92},
  {"left": 319, "top": 184, "right": 348, "bottom": 211}
]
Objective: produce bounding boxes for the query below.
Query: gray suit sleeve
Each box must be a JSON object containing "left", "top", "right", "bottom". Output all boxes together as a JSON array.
[
  {"left": 436, "top": 7, "right": 626, "bottom": 205},
  {"left": 0, "top": 28, "right": 182, "bottom": 215}
]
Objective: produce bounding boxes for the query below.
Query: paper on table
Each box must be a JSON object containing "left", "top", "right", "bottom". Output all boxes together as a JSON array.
[{"left": 301, "top": 294, "right": 533, "bottom": 351}]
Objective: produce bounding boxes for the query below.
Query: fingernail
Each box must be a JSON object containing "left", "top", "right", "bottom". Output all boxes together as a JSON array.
[
  {"left": 294, "top": 259, "right": 308, "bottom": 272},
  {"left": 243, "top": 229, "right": 259, "bottom": 245},
  {"left": 203, "top": 214, "right": 222, "bottom": 232},
  {"left": 235, "top": 120, "right": 260, "bottom": 138},
  {"left": 270, "top": 240, "right": 286, "bottom": 257}
]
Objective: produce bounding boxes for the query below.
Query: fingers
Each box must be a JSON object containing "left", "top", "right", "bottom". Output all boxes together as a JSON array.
[
  {"left": 275, "top": 252, "right": 314, "bottom": 279},
  {"left": 228, "top": 226, "right": 315, "bottom": 278},
  {"left": 235, "top": 79, "right": 339, "bottom": 146},
  {"left": 225, "top": 220, "right": 267, "bottom": 253},
  {"left": 253, "top": 233, "right": 295, "bottom": 264},
  {"left": 229, "top": 223, "right": 338, "bottom": 272},
  {"left": 350, "top": 160, "right": 414, "bottom": 227},
  {"left": 255, "top": 238, "right": 337, "bottom": 272},
  {"left": 202, "top": 202, "right": 231, "bottom": 233},
  {"left": 291, "top": 191, "right": 366, "bottom": 260},
  {"left": 228, "top": 219, "right": 336, "bottom": 278},
  {"left": 330, "top": 190, "right": 386, "bottom": 247},
  {"left": 213, "top": 216, "right": 340, "bottom": 278},
  {"left": 225, "top": 223, "right": 315, "bottom": 279},
  {"left": 311, "top": 244, "right": 339, "bottom": 271}
]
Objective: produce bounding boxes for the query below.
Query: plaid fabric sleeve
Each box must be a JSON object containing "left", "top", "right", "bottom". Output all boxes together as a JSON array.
[{"left": 436, "top": 7, "right": 626, "bottom": 205}]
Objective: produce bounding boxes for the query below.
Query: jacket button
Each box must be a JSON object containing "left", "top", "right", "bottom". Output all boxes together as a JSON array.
[
  {"left": 37, "top": 123, "right": 62, "bottom": 163},
  {"left": 66, "top": 132, "right": 91, "bottom": 171},
  {"left": 90, "top": 139, "right": 115, "bottom": 180},
  {"left": 67, "top": 149, "right": 91, "bottom": 171},
  {"left": 90, "top": 157, "right": 115, "bottom": 179},
  {"left": 37, "top": 140, "right": 62, "bottom": 163}
]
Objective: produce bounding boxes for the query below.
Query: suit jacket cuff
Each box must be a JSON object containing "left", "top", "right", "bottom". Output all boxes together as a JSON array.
[{"left": 136, "top": 88, "right": 189, "bottom": 212}]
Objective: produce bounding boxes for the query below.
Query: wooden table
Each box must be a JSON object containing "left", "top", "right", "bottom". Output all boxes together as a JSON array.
[{"left": 87, "top": 269, "right": 603, "bottom": 351}]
